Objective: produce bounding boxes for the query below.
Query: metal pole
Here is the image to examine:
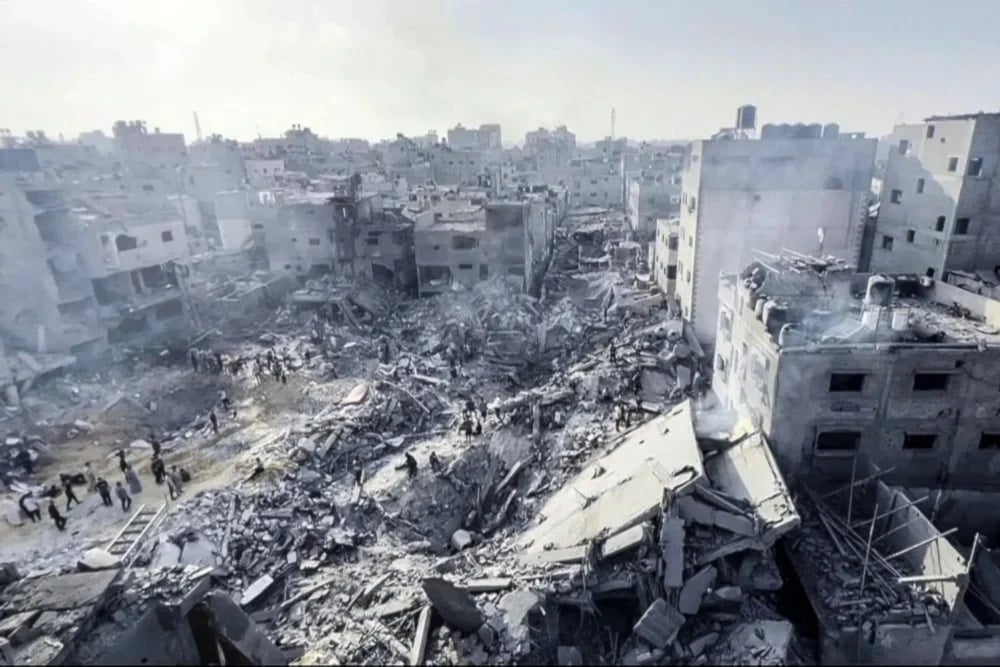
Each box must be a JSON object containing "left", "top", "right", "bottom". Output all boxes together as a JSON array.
[
  {"left": 851, "top": 494, "right": 930, "bottom": 529},
  {"left": 819, "top": 466, "right": 898, "bottom": 499},
  {"left": 847, "top": 453, "right": 858, "bottom": 525},
  {"left": 885, "top": 527, "right": 959, "bottom": 561},
  {"left": 860, "top": 502, "right": 879, "bottom": 596}
]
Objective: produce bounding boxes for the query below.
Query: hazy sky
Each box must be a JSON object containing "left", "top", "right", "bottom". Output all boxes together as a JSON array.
[{"left": 2, "top": 0, "right": 999, "bottom": 144}]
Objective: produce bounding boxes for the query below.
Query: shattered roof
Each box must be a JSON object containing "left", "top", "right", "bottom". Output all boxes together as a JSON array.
[{"left": 518, "top": 401, "right": 703, "bottom": 560}]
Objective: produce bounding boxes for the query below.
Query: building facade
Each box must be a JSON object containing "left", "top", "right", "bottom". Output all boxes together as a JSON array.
[
  {"left": 870, "top": 112, "right": 1000, "bottom": 278},
  {"left": 446, "top": 123, "right": 501, "bottom": 151},
  {"left": 714, "top": 257, "right": 1000, "bottom": 489},
  {"left": 651, "top": 218, "right": 679, "bottom": 296},
  {"left": 677, "top": 133, "right": 877, "bottom": 343},
  {"left": 627, "top": 176, "right": 681, "bottom": 239}
]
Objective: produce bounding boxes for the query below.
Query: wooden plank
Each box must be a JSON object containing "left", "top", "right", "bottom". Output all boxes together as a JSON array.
[{"left": 409, "top": 605, "right": 432, "bottom": 666}]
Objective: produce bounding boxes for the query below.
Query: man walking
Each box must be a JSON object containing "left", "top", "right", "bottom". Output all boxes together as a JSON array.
[
  {"left": 96, "top": 478, "right": 113, "bottom": 507},
  {"left": 64, "top": 476, "right": 81, "bottom": 510},
  {"left": 115, "top": 482, "right": 132, "bottom": 512},
  {"left": 48, "top": 501, "right": 66, "bottom": 531}
]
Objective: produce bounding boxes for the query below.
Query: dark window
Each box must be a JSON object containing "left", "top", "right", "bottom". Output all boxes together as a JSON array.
[
  {"left": 903, "top": 433, "right": 937, "bottom": 450},
  {"left": 251, "top": 223, "right": 264, "bottom": 230},
  {"left": 926, "top": 125, "right": 935, "bottom": 139},
  {"left": 829, "top": 373, "right": 865, "bottom": 392},
  {"left": 816, "top": 431, "right": 861, "bottom": 451},
  {"left": 452, "top": 235, "right": 478, "bottom": 250},
  {"left": 154, "top": 299, "right": 184, "bottom": 319},
  {"left": 115, "top": 234, "right": 138, "bottom": 251},
  {"left": 935, "top": 216, "right": 946, "bottom": 232},
  {"left": 916, "top": 178, "right": 925, "bottom": 194},
  {"left": 906, "top": 230, "right": 915, "bottom": 243},
  {"left": 142, "top": 184, "right": 155, "bottom": 192},
  {"left": 666, "top": 265, "right": 677, "bottom": 280},
  {"left": 308, "top": 238, "right": 320, "bottom": 246},
  {"left": 668, "top": 236, "right": 679, "bottom": 250},
  {"left": 716, "top": 355, "right": 727, "bottom": 372},
  {"left": 458, "top": 263, "right": 474, "bottom": 270},
  {"left": 968, "top": 157, "right": 983, "bottom": 177},
  {"left": 897, "top": 140, "right": 909, "bottom": 155},
  {"left": 881, "top": 235, "right": 894, "bottom": 250},
  {"left": 480, "top": 265, "right": 489, "bottom": 280},
  {"left": 947, "top": 157, "right": 958, "bottom": 172},
  {"left": 955, "top": 218, "right": 969, "bottom": 235},
  {"left": 890, "top": 189, "right": 903, "bottom": 204},
  {"left": 913, "top": 372, "right": 949, "bottom": 391},
  {"left": 161, "top": 230, "right": 174, "bottom": 242},
  {"left": 685, "top": 270, "right": 691, "bottom": 282},
  {"left": 926, "top": 268, "right": 935, "bottom": 278},
  {"left": 366, "top": 237, "right": 379, "bottom": 246},
  {"left": 391, "top": 231, "right": 408, "bottom": 245},
  {"left": 979, "top": 433, "right": 1000, "bottom": 450},
  {"left": 507, "top": 266, "right": 525, "bottom": 277}
]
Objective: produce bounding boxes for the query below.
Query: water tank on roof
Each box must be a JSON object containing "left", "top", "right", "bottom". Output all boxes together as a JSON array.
[
  {"left": 806, "top": 124, "right": 823, "bottom": 139},
  {"left": 736, "top": 105, "right": 757, "bottom": 131},
  {"left": 822, "top": 123, "right": 840, "bottom": 140},
  {"left": 760, "top": 124, "right": 777, "bottom": 139}
]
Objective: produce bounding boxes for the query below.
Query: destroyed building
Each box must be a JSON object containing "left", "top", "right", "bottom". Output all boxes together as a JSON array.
[
  {"left": 409, "top": 191, "right": 561, "bottom": 297},
  {"left": 713, "top": 253, "right": 1000, "bottom": 488},
  {"left": 111, "top": 120, "right": 188, "bottom": 183},
  {"left": 0, "top": 149, "right": 107, "bottom": 361},
  {"left": 627, "top": 175, "right": 681, "bottom": 240},
  {"left": 651, "top": 217, "right": 680, "bottom": 297}
]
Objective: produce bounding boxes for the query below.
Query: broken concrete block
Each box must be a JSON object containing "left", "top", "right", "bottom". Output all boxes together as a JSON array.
[
  {"left": 710, "top": 586, "right": 744, "bottom": 603},
  {"left": 711, "top": 620, "right": 792, "bottom": 666},
  {"left": 77, "top": 548, "right": 121, "bottom": 572},
  {"left": 558, "top": 645, "right": 583, "bottom": 665},
  {"left": 660, "top": 518, "right": 685, "bottom": 588},
  {"left": 633, "top": 598, "right": 684, "bottom": 649},
  {"left": 687, "top": 632, "right": 719, "bottom": 657},
  {"left": 240, "top": 574, "right": 275, "bottom": 607},
  {"left": 422, "top": 578, "right": 484, "bottom": 632},
  {"left": 711, "top": 510, "right": 755, "bottom": 537},
  {"left": 498, "top": 589, "right": 541, "bottom": 628},
  {"left": 463, "top": 577, "right": 512, "bottom": 593},
  {"left": 679, "top": 565, "right": 716, "bottom": 615},
  {"left": 451, "top": 529, "right": 473, "bottom": 552},
  {"left": 601, "top": 523, "right": 648, "bottom": 560},
  {"left": 0, "top": 562, "right": 20, "bottom": 586},
  {"left": 477, "top": 623, "right": 496, "bottom": 648}
]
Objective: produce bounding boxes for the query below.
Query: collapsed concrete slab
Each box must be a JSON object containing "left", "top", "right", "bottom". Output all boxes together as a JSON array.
[{"left": 519, "top": 401, "right": 704, "bottom": 561}]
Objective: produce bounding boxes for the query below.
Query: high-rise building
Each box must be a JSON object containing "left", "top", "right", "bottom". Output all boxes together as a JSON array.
[{"left": 676, "top": 128, "right": 876, "bottom": 343}]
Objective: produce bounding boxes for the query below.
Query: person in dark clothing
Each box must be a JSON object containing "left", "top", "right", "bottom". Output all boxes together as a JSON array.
[
  {"left": 281, "top": 371, "right": 288, "bottom": 385},
  {"left": 149, "top": 434, "right": 161, "bottom": 458},
  {"left": 151, "top": 456, "right": 166, "bottom": 485},
  {"left": 266, "top": 349, "right": 275, "bottom": 368},
  {"left": 304, "top": 349, "right": 313, "bottom": 363},
  {"left": 220, "top": 391, "right": 232, "bottom": 412},
  {"left": 19, "top": 492, "right": 41, "bottom": 522},
  {"left": 429, "top": 451, "right": 442, "bottom": 474},
  {"left": 478, "top": 398, "right": 488, "bottom": 421},
  {"left": 190, "top": 349, "right": 200, "bottom": 372},
  {"left": 380, "top": 341, "right": 391, "bottom": 364},
  {"left": 615, "top": 404, "right": 627, "bottom": 432},
  {"left": 209, "top": 411, "right": 219, "bottom": 434},
  {"left": 64, "top": 478, "right": 81, "bottom": 510},
  {"left": 609, "top": 342, "right": 617, "bottom": 364},
  {"left": 179, "top": 467, "right": 191, "bottom": 483},
  {"left": 404, "top": 452, "right": 418, "bottom": 479},
  {"left": 351, "top": 459, "right": 364, "bottom": 490},
  {"left": 248, "top": 457, "right": 265, "bottom": 481},
  {"left": 48, "top": 501, "right": 66, "bottom": 530},
  {"left": 117, "top": 449, "right": 128, "bottom": 474},
  {"left": 96, "top": 478, "right": 113, "bottom": 506},
  {"left": 461, "top": 418, "right": 473, "bottom": 443},
  {"left": 115, "top": 482, "right": 132, "bottom": 512},
  {"left": 16, "top": 449, "right": 32, "bottom": 476},
  {"left": 474, "top": 419, "right": 483, "bottom": 437},
  {"left": 214, "top": 351, "right": 224, "bottom": 372},
  {"left": 493, "top": 407, "right": 503, "bottom": 425}
]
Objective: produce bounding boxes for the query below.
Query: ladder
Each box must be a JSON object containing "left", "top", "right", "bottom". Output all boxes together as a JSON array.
[{"left": 105, "top": 502, "right": 168, "bottom": 567}]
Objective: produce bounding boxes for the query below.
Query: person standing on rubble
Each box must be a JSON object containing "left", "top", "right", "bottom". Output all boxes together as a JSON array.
[
  {"left": 84, "top": 462, "right": 97, "bottom": 492},
  {"left": 209, "top": 410, "right": 219, "bottom": 434},
  {"left": 615, "top": 404, "right": 627, "bottom": 432},
  {"left": 151, "top": 455, "right": 166, "bottom": 485},
  {"left": 63, "top": 476, "right": 81, "bottom": 510},
  {"left": 16, "top": 448, "right": 32, "bottom": 476},
  {"left": 124, "top": 463, "right": 142, "bottom": 495},
  {"left": 403, "top": 452, "right": 418, "bottom": 479},
  {"left": 474, "top": 418, "right": 483, "bottom": 437},
  {"left": 149, "top": 433, "right": 162, "bottom": 458},
  {"left": 220, "top": 390, "right": 232, "bottom": 413},
  {"left": 429, "top": 451, "right": 443, "bottom": 474},
  {"left": 189, "top": 348, "right": 200, "bottom": 372},
  {"left": 96, "top": 478, "right": 113, "bottom": 506},
  {"left": 214, "top": 351, "right": 224, "bottom": 374},
  {"left": 165, "top": 471, "right": 180, "bottom": 500},
  {"left": 280, "top": 369, "right": 288, "bottom": 385},
  {"left": 380, "top": 340, "right": 391, "bottom": 364},
  {"left": 609, "top": 342, "right": 617, "bottom": 364},
  {"left": 48, "top": 500, "right": 66, "bottom": 531},
  {"left": 117, "top": 449, "right": 128, "bottom": 474},
  {"left": 115, "top": 481, "right": 132, "bottom": 512},
  {"left": 351, "top": 458, "right": 364, "bottom": 491},
  {"left": 19, "top": 492, "right": 41, "bottom": 522}
]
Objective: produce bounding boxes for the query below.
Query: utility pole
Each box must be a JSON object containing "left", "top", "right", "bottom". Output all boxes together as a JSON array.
[
  {"left": 610, "top": 108, "right": 616, "bottom": 140},
  {"left": 193, "top": 111, "right": 203, "bottom": 143}
]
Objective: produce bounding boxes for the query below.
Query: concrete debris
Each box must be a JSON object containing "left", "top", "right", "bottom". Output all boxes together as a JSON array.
[
  {"left": 679, "top": 564, "right": 717, "bottom": 615},
  {"left": 710, "top": 620, "right": 792, "bottom": 666},
  {"left": 633, "top": 598, "right": 685, "bottom": 649},
  {"left": 421, "top": 577, "right": 484, "bottom": 632},
  {"left": 557, "top": 645, "right": 583, "bottom": 665}
]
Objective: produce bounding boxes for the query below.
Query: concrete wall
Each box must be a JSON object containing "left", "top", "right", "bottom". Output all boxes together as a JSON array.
[
  {"left": 429, "top": 147, "right": 487, "bottom": 185},
  {"left": 414, "top": 225, "right": 488, "bottom": 295},
  {"left": 677, "top": 137, "right": 876, "bottom": 343},
  {"left": 652, "top": 218, "right": 678, "bottom": 296},
  {"left": 569, "top": 163, "right": 623, "bottom": 209},
  {"left": 628, "top": 179, "right": 681, "bottom": 239},
  {"left": 82, "top": 219, "right": 189, "bottom": 278},
  {"left": 245, "top": 159, "right": 285, "bottom": 186},
  {"left": 269, "top": 202, "right": 336, "bottom": 275}
]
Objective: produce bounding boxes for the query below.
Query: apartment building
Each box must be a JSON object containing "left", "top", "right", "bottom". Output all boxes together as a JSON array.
[
  {"left": 714, "top": 255, "right": 1000, "bottom": 489},
  {"left": 411, "top": 190, "right": 562, "bottom": 297},
  {"left": 79, "top": 197, "right": 193, "bottom": 343},
  {"left": 627, "top": 176, "right": 681, "bottom": 239},
  {"left": 568, "top": 158, "right": 624, "bottom": 210},
  {"left": 112, "top": 121, "right": 188, "bottom": 182},
  {"left": 650, "top": 218, "right": 679, "bottom": 296},
  {"left": 446, "top": 123, "right": 501, "bottom": 151},
  {"left": 0, "top": 149, "right": 106, "bottom": 357},
  {"left": 676, "top": 129, "right": 876, "bottom": 343},
  {"left": 244, "top": 159, "right": 286, "bottom": 187},
  {"left": 870, "top": 112, "right": 1000, "bottom": 278},
  {"left": 428, "top": 145, "right": 490, "bottom": 186}
]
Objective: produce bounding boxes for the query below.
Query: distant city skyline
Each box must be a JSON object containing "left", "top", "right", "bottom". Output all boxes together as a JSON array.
[{"left": 2, "top": 0, "right": 999, "bottom": 143}]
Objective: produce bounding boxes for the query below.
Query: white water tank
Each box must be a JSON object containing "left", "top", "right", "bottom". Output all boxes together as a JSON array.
[{"left": 891, "top": 309, "right": 909, "bottom": 331}]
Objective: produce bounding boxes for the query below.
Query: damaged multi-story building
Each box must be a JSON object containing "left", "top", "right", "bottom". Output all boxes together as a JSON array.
[
  {"left": 713, "top": 253, "right": 1000, "bottom": 488},
  {"left": 650, "top": 218, "right": 679, "bottom": 296},
  {"left": 409, "top": 188, "right": 564, "bottom": 297},
  {"left": 627, "top": 174, "right": 681, "bottom": 240},
  {"left": 112, "top": 120, "right": 188, "bottom": 183},
  {"left": 676, "top": 122, "right": 877, "bottom": 343},
  {"left": 870, "top": 112, "right": 1000, "bottom": 279},
  {"left": 446, "top": 123, "right": 502, "bottom": 151},
  {"left": 0, "top": 149, "right": 107, "bottom": 359}
]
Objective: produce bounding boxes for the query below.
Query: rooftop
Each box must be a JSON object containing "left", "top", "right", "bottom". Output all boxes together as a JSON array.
[{"left": 724, "top": 252, "right": 1000, "bottom": 348}]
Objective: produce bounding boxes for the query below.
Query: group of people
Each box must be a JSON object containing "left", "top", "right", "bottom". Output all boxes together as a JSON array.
[{"left": 458, "top": 397, "right": 488, "bottom": 443}]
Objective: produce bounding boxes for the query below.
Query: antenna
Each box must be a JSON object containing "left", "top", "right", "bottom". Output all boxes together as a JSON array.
[
  {"left": 193, "top": 111, "right": 203, "bottom": 143},
  {"left": 611, "top": 108, "right": 616, "bottom": 140}
]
